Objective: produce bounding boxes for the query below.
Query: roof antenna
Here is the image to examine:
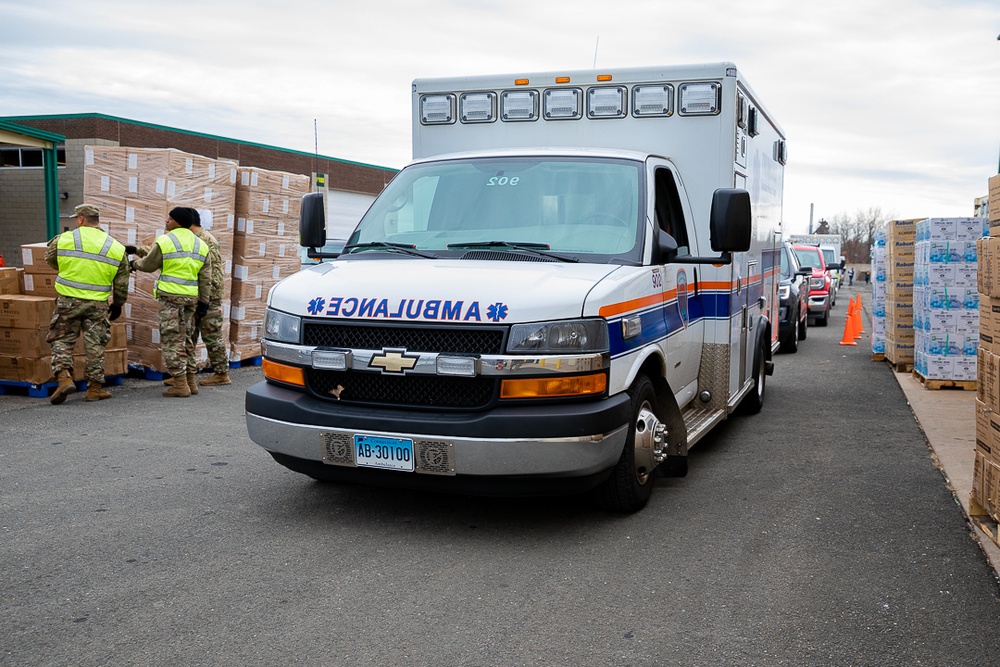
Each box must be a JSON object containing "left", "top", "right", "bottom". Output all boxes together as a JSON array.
[{"left": 593, "top": 36, "right": 600, "bottom": 68}]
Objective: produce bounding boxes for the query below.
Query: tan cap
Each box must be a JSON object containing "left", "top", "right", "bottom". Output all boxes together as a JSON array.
[{"left": 74, "top": 204, "right": 100, "bottom": 218}]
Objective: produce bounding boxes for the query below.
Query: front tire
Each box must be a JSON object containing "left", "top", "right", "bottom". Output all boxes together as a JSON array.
[
  {"left": 798, "top": 311, "right": 808, "bottom": 340},
  {"left": 597, "top": 375, "right": 658, "bottom": 513}
]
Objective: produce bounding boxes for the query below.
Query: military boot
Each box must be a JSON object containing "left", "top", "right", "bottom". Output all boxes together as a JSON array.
[
  {"left": 85, "top": 381, "right": 112, "bottom": 401},
  {"left": 198, "top": 371, "right": 231, "bottom": 386},
  {"left": 50, "top": 370, "right": 77, "bottom": 405},
  {"left": 162, "top": 373, "right": 191, "bottom": 398},
  {"left": 187, "top": 373, "right": 199, "bottom": 395}
]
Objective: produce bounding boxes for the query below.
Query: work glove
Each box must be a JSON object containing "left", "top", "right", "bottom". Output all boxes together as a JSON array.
[
  {"left": 195, "top": 302, "right": 209, "bottom": 323},
  {"left": 124, "top": 245, "right": 138, "bottom": 255},
  {"left": 108, "top": 304, "right": 122, "bottom": 321}
]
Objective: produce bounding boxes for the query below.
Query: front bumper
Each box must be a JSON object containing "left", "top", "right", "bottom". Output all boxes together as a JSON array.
[
  {"left": 807, "top": 294, "right": 829, "bottom": 314},
  {"left": 245, "top": 381, "right": 630, "bottom": 479}
]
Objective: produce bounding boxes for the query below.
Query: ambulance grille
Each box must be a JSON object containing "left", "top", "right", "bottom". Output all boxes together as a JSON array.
[
  {"left": 306, "top": 368, "right": 497, "bottom": 410},
  {"left": 303, "top": 322, "right": 505, "bottom": 354}
]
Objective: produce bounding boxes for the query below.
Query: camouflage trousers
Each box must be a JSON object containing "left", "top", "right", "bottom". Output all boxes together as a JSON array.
[
  {"left": 190, "top": 299, "right": 227, "bottom": 372},
  {"left": 47, "top": 296, "right": 111, "bottom": 383},
  {"left": 158, "top": 294, "right": 198, "bottom": 377}
]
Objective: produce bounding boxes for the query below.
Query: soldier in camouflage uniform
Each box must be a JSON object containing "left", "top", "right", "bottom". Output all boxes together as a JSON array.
[
  {"left": 127, "top": 207, "right": 211, "bottom": 398},
  {"left": 189, "top": 210, "right": 231, "bottom": 386},
  {"left": 45, "top": 203, "right": 129, "bottom": 404}
]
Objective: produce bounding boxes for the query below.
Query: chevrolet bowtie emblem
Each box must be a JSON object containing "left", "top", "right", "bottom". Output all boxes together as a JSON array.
[{"left": 369, "top": 348, "right": 419, "bottom": 374}]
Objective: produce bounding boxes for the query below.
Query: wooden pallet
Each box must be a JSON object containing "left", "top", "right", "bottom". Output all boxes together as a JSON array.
[
  {"left": 912, "top": 371, "right": 977, "bottom": 391},
  {"left": 871, "top": 353, "right": 885, "bottom": 362},
  {"left": 885, "top": 358, "right": 913, "bottom": 373},
  {"left": 229, "top": 355, "right": 262, "bottom": 369},
  {"left": 969, "top": 496, "right": 1000, "bottom": 549}
]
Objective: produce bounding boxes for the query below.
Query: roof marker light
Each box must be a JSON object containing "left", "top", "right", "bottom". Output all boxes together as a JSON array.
[
  {"left": 555, "top": 76, "right": 571, "bottom": 84},
  {"left": 514, "top": 78, "right": 530, "bottom": 86},
  {"left": 596, "top": 74, "right": 613, "bottom": 82}
]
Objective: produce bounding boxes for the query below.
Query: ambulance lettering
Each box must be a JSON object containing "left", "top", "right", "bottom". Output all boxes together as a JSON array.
[{"left": 307, "top": 296, "right": 507, "bottom": 322}]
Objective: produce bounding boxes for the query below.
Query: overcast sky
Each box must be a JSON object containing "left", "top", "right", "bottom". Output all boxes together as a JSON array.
[{"left": 2, "top": 0, "right": 998, "bottom": 235}]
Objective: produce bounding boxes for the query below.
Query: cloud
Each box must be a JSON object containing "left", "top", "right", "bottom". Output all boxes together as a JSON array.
[{"left": 2, "top": 0, "right": 999, "bottom": 230}]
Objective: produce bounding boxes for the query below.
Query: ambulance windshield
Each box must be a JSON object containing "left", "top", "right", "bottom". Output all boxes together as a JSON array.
[{"left": 347, "top": 157, "right": 643, "bottom": 263}]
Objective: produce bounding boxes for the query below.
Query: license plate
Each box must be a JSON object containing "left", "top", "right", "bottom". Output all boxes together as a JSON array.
[{"left": 353, "top": 434, "right": 414, "bottom": 472}]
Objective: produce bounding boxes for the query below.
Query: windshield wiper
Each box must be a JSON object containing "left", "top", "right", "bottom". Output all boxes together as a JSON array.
[
  {"left": 446, "top": 241, "right": 578, "bottom": 263},
  {"left": 342, "top": 241, "right": 436, "bottom": 258}
]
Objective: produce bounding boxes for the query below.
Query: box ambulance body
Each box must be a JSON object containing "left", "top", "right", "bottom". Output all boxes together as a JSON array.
[{"left": 245, "top": 63, "right": 786, "bottom": 512}]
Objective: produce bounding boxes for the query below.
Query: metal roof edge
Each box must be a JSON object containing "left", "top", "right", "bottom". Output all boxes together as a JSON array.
[
  {"left": 0, "top": 119, "right": 66, "bottom": 143},
  {"left": 0, "top": 113, "right": 397, "bottom": 173}
]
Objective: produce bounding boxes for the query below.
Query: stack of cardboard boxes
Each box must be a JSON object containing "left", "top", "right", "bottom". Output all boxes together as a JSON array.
[
  {"left": 230, "top": 167, "right": 310, "bottom": 362},
  {"left": 870, "top": 228, "right": 887, "bottom": 356},
  {"left": 83, "top": 145, "right": 239, "bottom": 372},
  {"left": 913, "top": 218, "right": 985, "bottom": 381},
  {"left": 0, "top": 282, "right": 127, "bottom": 387},
  {"left": 973, "top": 174, "right": 1000, "bottom": 523},
  {"left": 883, "top": 219, "right": 920, "bottom": 369},
  {"left": 78, "top": 145, "right": 308, "bottom": 372}
]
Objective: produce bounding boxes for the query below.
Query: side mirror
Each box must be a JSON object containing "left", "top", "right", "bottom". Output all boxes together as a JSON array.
[
  {"left": 709, "top": 188, "right": 751, "bottom": 253},
  {"left": 299, "top": 192, "right": 326, "bottom": 248},
  {"left": 668, "top": 188, "right": 751, "bottom": 267}
]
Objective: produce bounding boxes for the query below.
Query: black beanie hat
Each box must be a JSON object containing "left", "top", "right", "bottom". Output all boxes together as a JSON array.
[{"left": 169, "top": 206, "right": 195, "bottom": 228}]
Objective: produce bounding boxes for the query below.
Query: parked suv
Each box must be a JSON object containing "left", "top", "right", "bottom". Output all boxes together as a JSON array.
[
  {"left": 792, "top": 243, "right": 831, "bottom": 326},
  {"left": 778, "top": 241, "right": 810, "bottom": 352}
]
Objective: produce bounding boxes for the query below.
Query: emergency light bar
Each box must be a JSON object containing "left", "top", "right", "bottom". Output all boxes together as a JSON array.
[
  {"left": 632, "top": 85, "right": 673, "bottom": 117},
  {"left": 460, "top": 92, "right": 496, "bottom": 123},
  {"left": 543, "top": 88, "right": 582, "bottom": 120},
  {"left": 500, "top": 90, "right": 538, "bottom": 121},
  {"left": 419, "top": 78, "right": 726, "bottom": 124},
  {"left": 678, "top": 82, "right": 721, "bottom": 116},
  {"left": 420, "top": 94, "right": 456, "bottom": 124},
  {"left": 587, "top": 86, "right": 627, "bottom": 119}
]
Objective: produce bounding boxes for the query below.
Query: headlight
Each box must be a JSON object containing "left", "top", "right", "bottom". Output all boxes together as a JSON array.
[
  {"left": 264, "top": 308, "right": 302, "bottom": 343},
  {"left": 508, "top": 319, "right": 609, "bottom": 354},
  {"left": 778, "top": 285, "right": 790, "bottom": 300},
  {"left": 809, "top": 277, "right": 825, "bottom": 290}
]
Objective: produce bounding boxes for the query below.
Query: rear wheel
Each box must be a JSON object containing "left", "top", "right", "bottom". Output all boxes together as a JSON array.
[
  {"left": 597, "top": 375, "right": 659, "bottom": 513},
  {"left": 738, "top": 338, "right": 767, "bottom": 415}
]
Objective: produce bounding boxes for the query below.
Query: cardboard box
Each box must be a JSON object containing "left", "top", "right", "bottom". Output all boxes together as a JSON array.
[
  {"left": 0, "top": 267, "right": 23, "bottom": 295},
  {"left": 989, "top": 173, "right": 1000, "bottom": 228},
  {"left": 0, "top": 348, "right": 126, "bottom": 384},
  {"left": 0, "top": 295, "right": 56, "bottom": 329},
  {"left": 20, "top": 243, "right": 56, "bottom": 274},
  {"left": 22, "top": 273, "right": 58, "bottom": 297},
  {"left": 0, "top": 322, "right": 126, "bottom": 357}
]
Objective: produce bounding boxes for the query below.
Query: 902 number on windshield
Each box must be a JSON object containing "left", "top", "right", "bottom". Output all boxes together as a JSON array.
[{"left": 487, "top": 176, "right": 519, "bottom": 187}]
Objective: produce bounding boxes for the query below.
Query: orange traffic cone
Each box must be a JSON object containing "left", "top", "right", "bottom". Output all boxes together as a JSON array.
[
  {"left": 854, "top": 296, "right": 865, "bottom": 335},
  {"left": 839, "top": 299, "right": 858, "bottom": 346}
]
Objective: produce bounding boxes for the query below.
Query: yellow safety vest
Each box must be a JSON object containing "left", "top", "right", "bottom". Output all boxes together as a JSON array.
[
  {"left": 155, "top": 228, "right": 208, "bottom": 298},
  {"left": 55, "top": 227, "right": 125, "bottom": 301}
]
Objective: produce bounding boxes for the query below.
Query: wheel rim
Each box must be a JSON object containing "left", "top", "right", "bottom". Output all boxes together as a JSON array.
[{"left": 633, "top": 402, "right": 660, "bottom": 485}]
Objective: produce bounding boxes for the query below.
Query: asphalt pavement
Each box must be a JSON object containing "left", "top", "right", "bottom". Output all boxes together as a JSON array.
[{"left": 3, "top": 288, "right": 1000, "bottom": 666}]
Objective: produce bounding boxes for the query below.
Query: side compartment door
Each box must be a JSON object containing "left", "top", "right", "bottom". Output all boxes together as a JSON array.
[{"left": 651, "top": 162, "right": 701, "bottom": 407}]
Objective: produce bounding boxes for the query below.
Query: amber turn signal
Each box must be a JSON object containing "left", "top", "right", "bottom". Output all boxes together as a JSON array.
[
  {"left": 262, "top": 358, "right": 306, "bottom": 387},
  {"left": 500, "top": 373, "right": 607, "bottom": 399}
]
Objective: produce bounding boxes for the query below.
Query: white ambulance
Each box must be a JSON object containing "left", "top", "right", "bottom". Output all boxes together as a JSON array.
[{"left": 246, "top": 62, "right": 786, "bottom": 512}]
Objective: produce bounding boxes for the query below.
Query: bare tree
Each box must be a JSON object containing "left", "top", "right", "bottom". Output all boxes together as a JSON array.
[{"left": 824, "top": 207, "right": 892, "bottom": 263}]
